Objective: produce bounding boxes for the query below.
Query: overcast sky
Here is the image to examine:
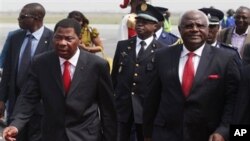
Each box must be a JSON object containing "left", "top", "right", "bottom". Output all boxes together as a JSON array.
[{"left": 0, "top": 0, "right": 249, "bottom": 13}]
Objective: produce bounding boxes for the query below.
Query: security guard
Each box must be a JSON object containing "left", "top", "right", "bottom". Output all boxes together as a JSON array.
[
  {"left": 111, "top": 3, "right": 165, "bottom": 141},
  {"left": 154, "top": 6, "right": 182, "bottom": 46},
  {"left": 199, "top": 7, "right": 241, "bottom": 65}
]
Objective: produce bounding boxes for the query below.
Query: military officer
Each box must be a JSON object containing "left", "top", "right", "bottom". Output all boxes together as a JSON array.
[
  {"left": 111, "top": 3, "right": 165, "bottom": 141},
  {"left": 199, "top": 8, "right": 237, "bottom": 50},
  {"left": 199, "top": 7, "right": 241, "bottom": 64}
]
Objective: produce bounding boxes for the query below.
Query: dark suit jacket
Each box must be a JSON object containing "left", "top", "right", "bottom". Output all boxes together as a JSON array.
[
  {"left": 111, "top": 37, "right": 164, "bottom": 124},
  {"left": 242, "top": 43, "right": 250, "bottom": 65},
  {"left": 0, "top": 27, "right": 53, "bottom": 120},
  {"left": 233, "top": 64, "right": 250, "bottom": 124},
  {"left": 143, "top": 44, "right": 241, "bottom": 141},
  {"left": 10, "top": 49, "right": 117, "bottom": 141}
]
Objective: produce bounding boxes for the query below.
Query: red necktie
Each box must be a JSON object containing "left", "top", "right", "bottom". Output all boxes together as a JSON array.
[
  {"left": 182, "top": 52, "right": 195, "bottom": 97},
  {"left": 63, "top": 61, "right": 71, "bottom": 94}
]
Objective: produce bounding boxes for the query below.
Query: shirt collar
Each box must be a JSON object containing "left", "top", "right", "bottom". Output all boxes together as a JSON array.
[
  {"left": 59, "top": 47, "right": 80, "bottom": 67},
  {"left": 181, "top": 43, "right": 205, "bottom": 58},
  {"left": 233, "top": 26, "right": 249, "bottom": 36},
  {"left": 26, "top": 26, "right": 45, "bottom": 40},
  {"left": 136, "top": 36, "right": 154, "bottom": 47},
  {"left": 155, "top": 27, "right": 163, "bottom": 40}
]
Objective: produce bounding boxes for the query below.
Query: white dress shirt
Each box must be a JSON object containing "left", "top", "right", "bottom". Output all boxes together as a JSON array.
[
  {"left": 135, "top": 36, "right": 154, "bottom": 56},
  {"left": 59, "top": 48, "right": 80, "bottom": 79},
  {"left": 179, "top": 44, "right": 205, "bottom": 83}
]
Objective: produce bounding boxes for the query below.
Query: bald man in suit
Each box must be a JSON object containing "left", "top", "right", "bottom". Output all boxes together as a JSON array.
[{"left": 143, "top": 10, "right": 240, "bottom": 141}]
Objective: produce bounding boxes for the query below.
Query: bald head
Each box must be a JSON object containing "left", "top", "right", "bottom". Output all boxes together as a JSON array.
[
  {"left": 178, "top": 10, "right": 209, "bottom": 51},
  {"left": 179, "top": 10, "right": 209, "bottom": 27}
]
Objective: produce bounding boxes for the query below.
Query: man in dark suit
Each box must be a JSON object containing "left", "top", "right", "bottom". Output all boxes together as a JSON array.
[
  {"left": 112, "top": 3, "right": 165, "bottom": 141},
  {"left": 0, "top": 3, "right": 53, "bottom": 141},
  {"left": 3, "top": 18, "right": 117, "bottom": 141},
  {"left": 143, "top": 10, "right": 241, "bottom": 141}
]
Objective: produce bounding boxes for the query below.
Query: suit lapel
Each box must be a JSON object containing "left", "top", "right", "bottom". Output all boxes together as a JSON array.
[
  {"left": 137, "top": 39, "right": 158, "bottom": 62},
  {"left": 14, "top": 31, "right": 26, "bottom": 69},
  {"left": 191, "top": 44, "right": 214, "bottom": 93},
  {"left": 50, "top": 51, "right": 65, "bottom": 95},
  {"left": 227, "top": 28, "right": 234, "bottom": 44},
  {"left": 34, "top": 27, "right": 51, "bottom": 55},
  {"left": 128, "top": 38, "right": 137, "bottom": 61},
  {"left": 172, "top": 45, "right": 183, "bottom": 94},
  {"left": 67, "top": 50, "right": 87, "bottom": 97},
  {"left": 242, "top": 26, "right": 250, "bottom": 48}
]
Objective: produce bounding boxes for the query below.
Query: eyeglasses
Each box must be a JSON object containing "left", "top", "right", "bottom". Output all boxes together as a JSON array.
[{"left": 18, "top": 14, "right": 35, "bottom": 20}]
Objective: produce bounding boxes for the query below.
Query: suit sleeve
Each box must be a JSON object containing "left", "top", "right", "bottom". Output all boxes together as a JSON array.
[
  {"left": 10, "top": 57, "right": 41, "bottom": 130},
  {"left": 233, "top": 65, "right": 250, "bottom": 124},
  {"left": 97, "top": 60, "right": 117, "bottom": 141},
  {"left": 215, "top": 54, "right": 241, "bottom": 139},
  {"left": 111, "top": 41, "right": 122, "bottom": 88},
  {"left": 0, "top": 33, "right": 14, "bottom": 102}
]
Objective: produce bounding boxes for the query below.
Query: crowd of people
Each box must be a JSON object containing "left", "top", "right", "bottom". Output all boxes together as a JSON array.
[{"left": 0, "top": 0, "right": 250, "bottom": 141}]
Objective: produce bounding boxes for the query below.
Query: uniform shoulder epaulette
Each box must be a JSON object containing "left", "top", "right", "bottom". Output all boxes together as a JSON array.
[
  {"left": 220, "top": 43, "right": 237, "bottom": 51},
  {"left": 168, "top": 32, "right": 180, "bottom": 39},
  {"left": 168, "top": 38, "right": 183, "bottom": 47}
]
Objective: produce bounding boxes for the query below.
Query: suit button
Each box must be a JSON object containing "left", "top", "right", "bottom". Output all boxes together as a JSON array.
[
  {"left": 135, "top": 64, "right": 139, "bottom": 67},
  {"left": 134, "top": 73, "right": 138, "bottom": 77},
  {"left": 131, "top": 92, "right": 135, "bottom": 95},
  {"left": 133, "top": 83, "right": 136, "bottom": 86}
]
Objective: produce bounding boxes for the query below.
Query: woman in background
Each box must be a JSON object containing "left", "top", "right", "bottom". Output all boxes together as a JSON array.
[{"left": 67, "top": 11, "right": 103, "bottom": 53}]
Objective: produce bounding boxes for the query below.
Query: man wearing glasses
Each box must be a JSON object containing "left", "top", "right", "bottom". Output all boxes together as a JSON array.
[{"left": 0, "top": 3, "right": 53, "bottom": 141}]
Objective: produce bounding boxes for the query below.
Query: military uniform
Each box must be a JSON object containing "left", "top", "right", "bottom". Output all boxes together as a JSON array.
[{"left": 112, "top": 3, "right": 165, "bottom": 141}]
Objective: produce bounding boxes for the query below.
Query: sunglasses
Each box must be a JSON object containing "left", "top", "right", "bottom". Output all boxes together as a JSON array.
[{"left": 18, "top": 14, "right": 35, "bottom": 20}]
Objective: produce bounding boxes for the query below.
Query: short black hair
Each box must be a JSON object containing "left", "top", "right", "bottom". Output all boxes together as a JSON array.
[{"left": 54, "top": 18, "right": 81, "bottom": 37}]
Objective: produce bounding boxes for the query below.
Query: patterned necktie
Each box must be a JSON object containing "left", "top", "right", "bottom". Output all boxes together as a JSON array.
[
  {"left": 138, "top": 40, "right": 146, "bottom": 58},
  {"left": 63, "top": 61, "right": 71, "bottom": 94},
  {"left": 17, "top": 34, "right": 33, "bottom": 88},
  {"left": 182, "top": 52, "right": 195, "bottom": 97}
]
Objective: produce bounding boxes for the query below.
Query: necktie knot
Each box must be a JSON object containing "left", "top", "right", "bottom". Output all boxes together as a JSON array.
[
  {"left": 140, "top": 40, "right": 146, "bottom": 47},
  {"left": 64, "top": 61, "right": 70, "bottom": 68},
  {"left": 187, "top": 52, "right": 195, "bottom": 58}
]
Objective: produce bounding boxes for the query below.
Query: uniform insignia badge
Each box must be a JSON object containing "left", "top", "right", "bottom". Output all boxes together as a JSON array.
[
  {"left": 118, "top": 66, "right": 123, "bottom": 73},
  {"left": 121, "top": 52, "right": 127, "bottom": 57},
  {"left": 141, "top": 3, "right": 147, "bottom": 11}
]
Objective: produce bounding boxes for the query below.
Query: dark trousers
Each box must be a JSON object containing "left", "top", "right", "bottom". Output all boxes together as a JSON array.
[{"left": 117, "top": 115, "right": 143, "bottom": 141}]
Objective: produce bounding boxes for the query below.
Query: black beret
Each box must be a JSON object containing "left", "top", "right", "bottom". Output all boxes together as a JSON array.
[
  {"left": 155, "top": 6, "right": 168, "bottom": 15},
  {"left": 199, "top": 8, "right": 224, "bottom": 25}
]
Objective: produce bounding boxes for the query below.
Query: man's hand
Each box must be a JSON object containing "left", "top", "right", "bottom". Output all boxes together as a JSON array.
[
  {"left": 0, "top": 101, "right": 5, "bottom": 118},
  {"left": 3, "top": 126, "right": 18, "bottom": 141},
  {"left": 209, "top": 133, "right": 225, "bottom": 141}
]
